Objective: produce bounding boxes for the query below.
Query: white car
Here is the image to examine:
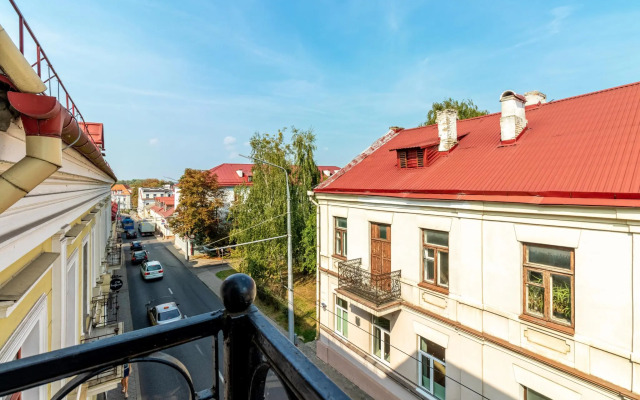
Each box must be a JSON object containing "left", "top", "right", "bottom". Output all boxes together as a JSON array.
[
  {"left": 146, "top": 302, "right": 183, "bottom": 325},
  {"left": 140, "top": 261, "right": 164, "bottom": 280}
]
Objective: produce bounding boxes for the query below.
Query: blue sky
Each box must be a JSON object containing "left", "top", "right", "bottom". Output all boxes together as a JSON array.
[{"left": 1, "top": 1, "right": 639, "bottom": 180}]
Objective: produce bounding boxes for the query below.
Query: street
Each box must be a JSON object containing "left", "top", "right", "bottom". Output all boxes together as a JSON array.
[{"left": 123, "top": 229, "right": 223, "bottom": 399}]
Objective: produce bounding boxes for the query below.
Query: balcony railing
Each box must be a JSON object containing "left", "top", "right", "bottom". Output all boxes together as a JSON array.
[
  {"left": 0, "top": 274, "right": 348, "bottom": 400},
  {"left": 338, "top": 258, "right": 401, "bottom": 307}
]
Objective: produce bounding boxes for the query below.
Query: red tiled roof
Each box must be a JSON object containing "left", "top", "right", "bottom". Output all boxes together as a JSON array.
[
  {"left": 149, "top": 206, "right": 161, "bottom": 213},
  {"left": 111, "top": 184, "right": 131, "bottom": 195},
  {"left": 209, "top": 163, "right": 342, "bottom": 186},
  {"left": 316, "top": 81, "right": 640, "bottom": 207},
  {"left": 155, "top": 196, "right": 175, "bottom": 206},
  {"left": 80, "top": 122, "right": 104, "bottom": 150}
]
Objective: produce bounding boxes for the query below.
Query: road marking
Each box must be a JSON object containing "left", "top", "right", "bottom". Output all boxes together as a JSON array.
[
  {"left": 168, "top": 288, "right": 173, "bottom": 294},
  {"left": 195, "top": 344, "right": 204, "bottom": 356}
]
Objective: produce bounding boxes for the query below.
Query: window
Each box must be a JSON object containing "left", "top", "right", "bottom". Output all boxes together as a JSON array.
[
  {"left": 418, "top": 336, "right": 445, "bottom": 400},
  {"left": 334, "top": 217, "right": 347, "bottom": 258},
  {"left": 145, "top": 194, "right": 149, "bottom": 198},
  {"left": 522, "top": 244, "right": 574, "bottom": 330},
  {"left": 422, "top": 230, "right": 449, "bottom": 291},
  {"left": 372, "top": 316, "right": 390, "bottom": 363},
  {"left": 335, "top": 297, "right": 348, "bottom": 338},
  {"left": 397, "top": 148, "right": 424, "bottom": 168},
  {"left": 525, "top": 388, "right": 552, "bottom": 400}
]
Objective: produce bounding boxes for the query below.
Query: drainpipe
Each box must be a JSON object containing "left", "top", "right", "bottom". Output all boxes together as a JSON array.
[
  {"left": 307, "top": 191, "right": 321, "bottom": 339},
  {"left": 0, "top": 92, "right": 63, "bottom": 214}
]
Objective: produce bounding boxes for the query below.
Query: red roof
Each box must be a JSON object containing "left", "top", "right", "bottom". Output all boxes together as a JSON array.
[
  {"left": 158, "top": 207, "right": 174, "bottom": 218},
  {"left": 209, "top": 163, "right": 341, "bottom": 186},
  {"left": 80, "top": 122, "right": 104, "bottom": 150},
  {"left": 316, "top": 81, "right": 640, "bottom": 207},
  {"left": 111, "top": 184, "right": 131, "bottom": 196},
  {"left": 155, "top": 196, "right": 175, "bottom": 206}
]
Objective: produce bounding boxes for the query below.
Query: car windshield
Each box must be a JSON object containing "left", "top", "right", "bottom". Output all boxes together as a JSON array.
[
  {"left": 157, "top": 309, "right": 180, "bottom": 321},
  {"left": 147, "top": 264, "right": 162, "bottom": 271},
  {"left": 134, "top": 251, "right": 146, "bottom": 257}
]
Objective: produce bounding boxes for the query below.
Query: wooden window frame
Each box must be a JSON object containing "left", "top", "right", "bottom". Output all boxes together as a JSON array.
[
  {"left": 418, "top": 336, "right": 446, "bottom": 400},
  {"left": 333, "top": 217, "right": 347, "bottom": 260},
  {"left": 419, "top": 230, "right": 449, "bottom": 294},
  {"left": 335, "top": 297, "right": 348, "bottom": 338},
  {"left": 520, "top": 243, "right": 575, "bottom": 335},
  {"left": 371, "top": 317, "right": 391, "bottom": 364}
]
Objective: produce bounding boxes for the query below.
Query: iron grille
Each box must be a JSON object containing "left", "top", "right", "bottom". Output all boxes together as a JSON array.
[{"left": 338, "top": 258, "right": 401, "bottom": 306}]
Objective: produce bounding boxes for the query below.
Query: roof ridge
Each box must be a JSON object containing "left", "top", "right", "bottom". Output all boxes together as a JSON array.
[{"left": 540, "top": 80, "right": 640, "bottom": 106}]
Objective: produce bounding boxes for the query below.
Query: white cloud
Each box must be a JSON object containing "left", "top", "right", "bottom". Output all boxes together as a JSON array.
[
  {"left": 149, "top": 138, "right": 159, "bottom": 145},
  {"left": 223, "top": 136, "right": 237, "bottom": 145}
]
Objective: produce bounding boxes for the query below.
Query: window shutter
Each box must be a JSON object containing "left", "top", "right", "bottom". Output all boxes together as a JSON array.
[
  {"left": 417, "top": 149, "right": 424, "bottom": 167},
  {"left": 407, "top": 149, "right": 418, "bottom": 168},
  {"left": 398, "top": 150, "right": 407, "bottom": 168}
]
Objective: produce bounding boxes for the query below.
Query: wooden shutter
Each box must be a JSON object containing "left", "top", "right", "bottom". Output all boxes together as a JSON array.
[
  {"left": 398, "top": 150, "right": 407, "bottom": 168},
  {"left": 417, "top": 148, "right": 424, "bottom": 167}
]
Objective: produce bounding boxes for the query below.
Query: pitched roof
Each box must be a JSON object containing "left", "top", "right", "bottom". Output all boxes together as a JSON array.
[
  {"left": 209, "top": 163, "right": 342, "bottom": 186},
  {"left": 316, "top": 81, "right": 640, "bottom": 207},
  {"left": 111, "top": 184, "right": 131, "bottom": 195},
  {"left": 155, "top": 196, "right": 175, "bottom": 206}
]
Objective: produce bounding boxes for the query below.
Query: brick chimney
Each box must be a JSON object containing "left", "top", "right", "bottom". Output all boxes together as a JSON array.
[
  {"left": 437, "top": 109, "right": 458, "bottom": 152},
  {"left": 524, "top": 90, "right": 547, "bottom": 106},
  {"left": 500, "top": 90, "right": 527, "bottom": 143}
]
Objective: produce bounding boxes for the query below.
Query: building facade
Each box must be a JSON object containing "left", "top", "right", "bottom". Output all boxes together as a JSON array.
[
  {"left": 313, "top": 83, "right": 640, "bottom": 400},
  {"left": 137, "top": 186, "right": 173, "bottom": 218},
  {"left": 110, "top": 184, "right": 131, "bottom": 211},
  {"left": 0, "top": 15, "right": 117, "bottom": 400},
  {"left": 149, "top": 196, "right": 175, "bottom": 238}
]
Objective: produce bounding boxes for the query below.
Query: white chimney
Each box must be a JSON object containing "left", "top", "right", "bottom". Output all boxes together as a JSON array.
[
  {"left": 236, "top": 169, "right": 244, "bottom": 177},
  {"left": 437, "top": 109, "right": 458, "bottom": 152},
  {"left": 500, "top": 90, "right": 527, "bottom": 142},
  {"left": 524, "top": 90, "right": 547, "bottom": 106}
]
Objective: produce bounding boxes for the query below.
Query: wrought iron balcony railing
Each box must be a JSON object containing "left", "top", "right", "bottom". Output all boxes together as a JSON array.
[
  {"left": 0, "top": 274, "right": 348, "bottom": 400},
  {"left": 338, "top": 258, "right": 401, "bottom": 307}
]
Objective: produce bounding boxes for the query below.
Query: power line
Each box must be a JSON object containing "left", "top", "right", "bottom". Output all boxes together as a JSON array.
[
  {"left": 265, "top": 281, "right": 491, "bottom": 400},
  {"left": 199, "top": 212, "right": 287, "bottom": 248}
]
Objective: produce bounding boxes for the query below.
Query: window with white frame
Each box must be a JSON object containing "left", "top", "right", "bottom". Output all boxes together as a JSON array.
[
  {"left": 422, "top": 230, "right": 449, "bottom": 291},
  {"left": 418, "top": 336, "right": 446, "bottom": 400},
  {"left": 335, "top": 297, "right": 348, "bottom": 338},
  {"left": 334, "top": 217, "right": 347, "bottom": 258},
  {"left": 372, "top": 316, "right": 390, "bottom": 363},
  {"left": 524, "top": 387, "right": 553, "bottom": 400}
]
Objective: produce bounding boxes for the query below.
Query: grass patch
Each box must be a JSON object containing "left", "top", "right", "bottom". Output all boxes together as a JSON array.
[{"left": 216, "top": 268, "right": 239, "bottom": 280}]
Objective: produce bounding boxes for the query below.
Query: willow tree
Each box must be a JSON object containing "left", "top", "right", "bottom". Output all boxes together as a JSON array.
[
  {"left": 169, "top": 169, "right": 224, "bottom": 245},
  {"left": 231, "top": 127, "right": 319, "bottom": 281}
]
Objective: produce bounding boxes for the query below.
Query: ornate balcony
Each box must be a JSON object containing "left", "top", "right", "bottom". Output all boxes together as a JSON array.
[
  {"left": 0, "top": 274, "right": 348, "bottom": 400},
  {"left": 338, "top": 258, "right": 401, "bottom": 310}
]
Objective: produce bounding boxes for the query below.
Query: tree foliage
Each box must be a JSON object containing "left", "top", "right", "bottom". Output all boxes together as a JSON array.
[
  {"left": 421, "top": 98, "right": 489, "bottom": 126},
  {"left": 230, "top": 127, "right": 319, "bottom": 281},
  {"left": 169, "top": 169, "right": 224, "bottom": 245}
]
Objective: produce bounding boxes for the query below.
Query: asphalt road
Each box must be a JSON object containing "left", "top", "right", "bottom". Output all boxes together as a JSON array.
[{"left": 123, "top": 231, "right": 224, "bottom": 399}]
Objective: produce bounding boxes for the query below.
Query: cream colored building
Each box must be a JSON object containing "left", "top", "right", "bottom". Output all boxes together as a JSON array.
[
  {"left": 313, "top": 84, "right": 640, "bottom": 400},
  {"left": 0, "top": 13, "right": 117, "bottom": 400}
]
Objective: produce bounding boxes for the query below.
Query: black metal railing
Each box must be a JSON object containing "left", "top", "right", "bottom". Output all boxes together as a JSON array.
[
  {"left": 89, "top": 291, "right": 118, "bottom": 328},
  {"left": 0, "top": 274, "right": 348, "bottom": 400},
  {"left": 338, "top": 258, "right": 401, "bottom": 307}
]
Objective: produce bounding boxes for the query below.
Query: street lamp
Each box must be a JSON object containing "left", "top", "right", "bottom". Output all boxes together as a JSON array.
[{"left": 241, "top": 154, "right": 294, "bottom": 343}]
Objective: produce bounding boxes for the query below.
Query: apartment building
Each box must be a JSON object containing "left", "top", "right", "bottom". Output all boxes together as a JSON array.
[
  {"left": 137, "top": 186, "right": 173, "bottom": 218},
  {"left": 313, "top": 83, "right": 640, "bottom": 400},
  {"left": 111, "top": 183, "right": 132, "bottom": 211}
]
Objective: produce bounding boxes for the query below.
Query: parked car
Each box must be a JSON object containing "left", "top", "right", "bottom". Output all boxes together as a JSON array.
[
  {"left": 146, "top": 301, "right": 183, "bottom": 325},
  {"left": 140, "top": 260, "right": 164, "bottom": 280},
  {"left": 130, "top": 241, "right": 143, "bottom": 251},
  {"left": 125, "top": 230, "right": 137, "bottom": 239},
  {"left": 131, "top": 250, "right": 148, "bottom": 265}
]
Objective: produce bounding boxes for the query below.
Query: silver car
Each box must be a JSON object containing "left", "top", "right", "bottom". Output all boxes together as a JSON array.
[
  {"left": 140, "top": 261, "right": 164, "bottom": 280},
  {"left": 146, "top": 302, "right": 183, "bottom": 325}
]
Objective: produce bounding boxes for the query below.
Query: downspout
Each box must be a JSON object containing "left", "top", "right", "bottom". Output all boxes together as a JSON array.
[
  {"left": 0, "top": 92, "right": 63, "bottom": 214},
  {"left": 308, "top": 190, "right": 321, "bottom": 339}
]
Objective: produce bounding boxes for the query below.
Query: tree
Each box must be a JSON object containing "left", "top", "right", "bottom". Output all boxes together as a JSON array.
[
  {"left": 169, "top": 169, "right": 224, "bottom": 245},
  {"left": 126, "top": 178, "right": 169, "bottom": 210},
  {"left": 421, "top": 98, "right": 489, "bottom": 126},
  {"left": 230, "top": 127, "right": 319, "bottom": 281}
]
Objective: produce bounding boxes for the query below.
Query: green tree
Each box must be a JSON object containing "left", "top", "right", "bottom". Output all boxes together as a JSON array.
[
  {"left": 169, "top": 169, "right": 224, "bottom": 245},
  {"left": 421, "top": 98, "right": 489, "bottom": 126},
  {"left": 230, "top": 127, "right": 319, "bottom": 281}
]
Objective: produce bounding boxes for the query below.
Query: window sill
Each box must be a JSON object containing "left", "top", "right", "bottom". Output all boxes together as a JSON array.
[
  {"left": 332, "top": 254, "right": 347, "bottom": 261},
  {"left": 519, "top": 314, "right": 574, "bottom": 336},
  {"left": 418, "top": 282, "right": 449, "bottom": 295}
]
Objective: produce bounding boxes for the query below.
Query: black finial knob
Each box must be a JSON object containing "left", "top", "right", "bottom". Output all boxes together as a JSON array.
[{"left": 221, "top": 273, "right": 256, "bottom": 313}]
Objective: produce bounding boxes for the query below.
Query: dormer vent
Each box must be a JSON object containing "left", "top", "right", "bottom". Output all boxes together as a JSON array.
[
  {"left": 500, "top": 90, "right": 527, "bottom": 143},
  {"left": 398, "top": 148, "right": 424, "bottom": 168},
  {"left": 436, "top": 109, "right": 458, "bottom": 152},
  {"left": 236, "top": 169, "right": 244, "bottom": 177}
]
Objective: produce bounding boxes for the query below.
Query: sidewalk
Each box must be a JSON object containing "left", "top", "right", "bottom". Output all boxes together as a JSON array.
[{"left": 162, "top": 236, "right": 373, "bottom": 400}]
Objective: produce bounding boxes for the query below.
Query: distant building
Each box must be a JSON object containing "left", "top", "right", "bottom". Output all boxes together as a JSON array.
[
  {"left": 110, "top": 184, "right": 132, "bottom": 211},
  {"left": 149, "top": 196, "right": 175, "bottom": 238},
  {"left": 137, "top": 185, "right": 173, "bottom": 218},
  {"left": 313, "top": 83, "right": 640, "bottom": 400}
]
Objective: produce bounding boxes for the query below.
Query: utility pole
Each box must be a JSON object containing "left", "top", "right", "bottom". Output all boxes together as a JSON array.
[{"left": 241, "top": 155, "right": 294, "bottom": 343}]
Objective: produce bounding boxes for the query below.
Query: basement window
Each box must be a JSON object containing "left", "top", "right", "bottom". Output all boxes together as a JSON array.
[{"left": 397, "top": 148, "right": 424, "bottom": 168}]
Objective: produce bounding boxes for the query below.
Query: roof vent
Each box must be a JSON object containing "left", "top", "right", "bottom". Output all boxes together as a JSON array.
[
  {"left": 236, "top": 169, "right": 244, "bottom": 177},
  {"left": 436, "top": 109, "right": 458, "bottom": 152},
  {"left": 323, "top": 170, "right": 330, "bottom": 176},
  {"left": 500, "top": 90, "right": 527, "bottom": 143},
  {"left": 524, "top": 90, "right": 546, "bottom": 106}
]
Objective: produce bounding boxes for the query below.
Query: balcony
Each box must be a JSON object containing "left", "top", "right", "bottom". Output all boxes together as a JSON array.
[
  {"left": 337, "top": 258, "right": 402, "bottom": 314},
  {"left": 0, "top": 274, "right": 348, "bottom": 400}
]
